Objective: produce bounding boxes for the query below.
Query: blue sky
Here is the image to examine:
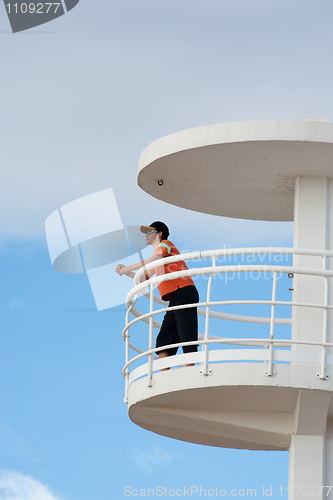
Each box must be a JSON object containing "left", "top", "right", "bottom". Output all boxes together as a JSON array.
[{"left": 1, "top": 0, "right": 333, "bottom": 498}]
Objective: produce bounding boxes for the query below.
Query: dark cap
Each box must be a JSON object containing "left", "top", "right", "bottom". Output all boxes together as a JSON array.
[{"left": 140, "top": 221, "right": 170, "bottom": 240}]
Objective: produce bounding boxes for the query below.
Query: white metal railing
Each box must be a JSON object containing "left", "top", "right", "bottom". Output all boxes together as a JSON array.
[{"left": 122, "top": 247, "right": 333, "bottom": 403}]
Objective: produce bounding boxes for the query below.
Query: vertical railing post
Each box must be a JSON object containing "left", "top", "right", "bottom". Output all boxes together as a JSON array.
[
  {"left": 318, "top": 256, "right": 329, "bottom": 380},
  {"left": 200, "top": 255, "right": 216, "bottom": 376},
  {"left": 266, "top": 271, "right": 277, "bottom": 376},
  {"left": 124, "top": 292, "right": 139, "bottom": 402},
  {"left": 124, "top": 308, "right": 131, "bottom": 403},
  {"left": 147, "top": 284, "right": 154, "bottom": 387}
]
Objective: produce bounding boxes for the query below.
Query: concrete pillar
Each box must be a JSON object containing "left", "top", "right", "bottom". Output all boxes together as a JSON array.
[
  {"left": 291, "top": 177, "right": 333, "bottom": 498},
  {"left": 289, "top": 435, "right": 325, "bottom": 498},
  {"left": 326, "top": 418, "right": 333, "bottom": 491},
  {"left": 293, "top": 176, "right": 333, "bottom": 352},
  {"left": 288, "top": 390, "right": 331, "bottom": 500}
]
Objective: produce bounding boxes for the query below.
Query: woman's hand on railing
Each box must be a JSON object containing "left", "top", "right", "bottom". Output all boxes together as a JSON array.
[{"left": 115, "top": 264, "right": 131, "bottom": 276}]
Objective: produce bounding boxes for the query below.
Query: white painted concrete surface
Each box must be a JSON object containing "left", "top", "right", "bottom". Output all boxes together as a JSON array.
[
  {"left": 291, "top": 175, "right": 333, "bottom": 498},
  {"left": 128, "top": 363, "right": 333, "bottom": 450},
  {"left": 138, "top": 119, "right": 333, "bottom": 221}
]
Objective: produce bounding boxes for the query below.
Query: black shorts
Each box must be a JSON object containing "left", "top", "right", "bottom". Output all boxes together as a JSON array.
[{"left": 156, "top": 285, "right": 199, "bottom": 356}]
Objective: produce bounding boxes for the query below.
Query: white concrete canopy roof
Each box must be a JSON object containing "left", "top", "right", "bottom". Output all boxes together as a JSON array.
[{"left": 138, "top": 119, "right": 333, "bottom": 221}]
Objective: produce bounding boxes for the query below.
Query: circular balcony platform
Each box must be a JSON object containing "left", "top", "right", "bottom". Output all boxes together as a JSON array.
[
  {"left": 128, "top": 361, "right": 333, "bottom": 451},
  {"left": 138, "top": 119, "right": 333, "bottom": 221}
]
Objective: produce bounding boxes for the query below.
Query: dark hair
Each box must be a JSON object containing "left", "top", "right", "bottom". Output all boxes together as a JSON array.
[{"left": 150, "top": 221, "right": 169, "bottom": 241}]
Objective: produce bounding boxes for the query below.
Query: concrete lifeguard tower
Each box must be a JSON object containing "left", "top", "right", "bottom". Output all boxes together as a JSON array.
[{"left": 122, "top": 119, "right": 333, "bottom": 499}]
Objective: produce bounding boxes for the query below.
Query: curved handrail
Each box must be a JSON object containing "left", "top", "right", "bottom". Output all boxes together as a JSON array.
[
  {"left": 126, "top": 264, "right": 333, "bottom": 313},
  {"left": 122, "top": 337, "right": 333, "bottom": 379},
  {"left": 132, "top": 246, "right": 333, "bottom": 287}
]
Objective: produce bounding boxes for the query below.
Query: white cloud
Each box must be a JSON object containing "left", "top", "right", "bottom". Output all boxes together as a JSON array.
[
  {"left": 131, "top": 446, "right": 177, "bottom": 474},
  {"left": 0, "top": 470, "right": 62, "bottom": 500}
]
